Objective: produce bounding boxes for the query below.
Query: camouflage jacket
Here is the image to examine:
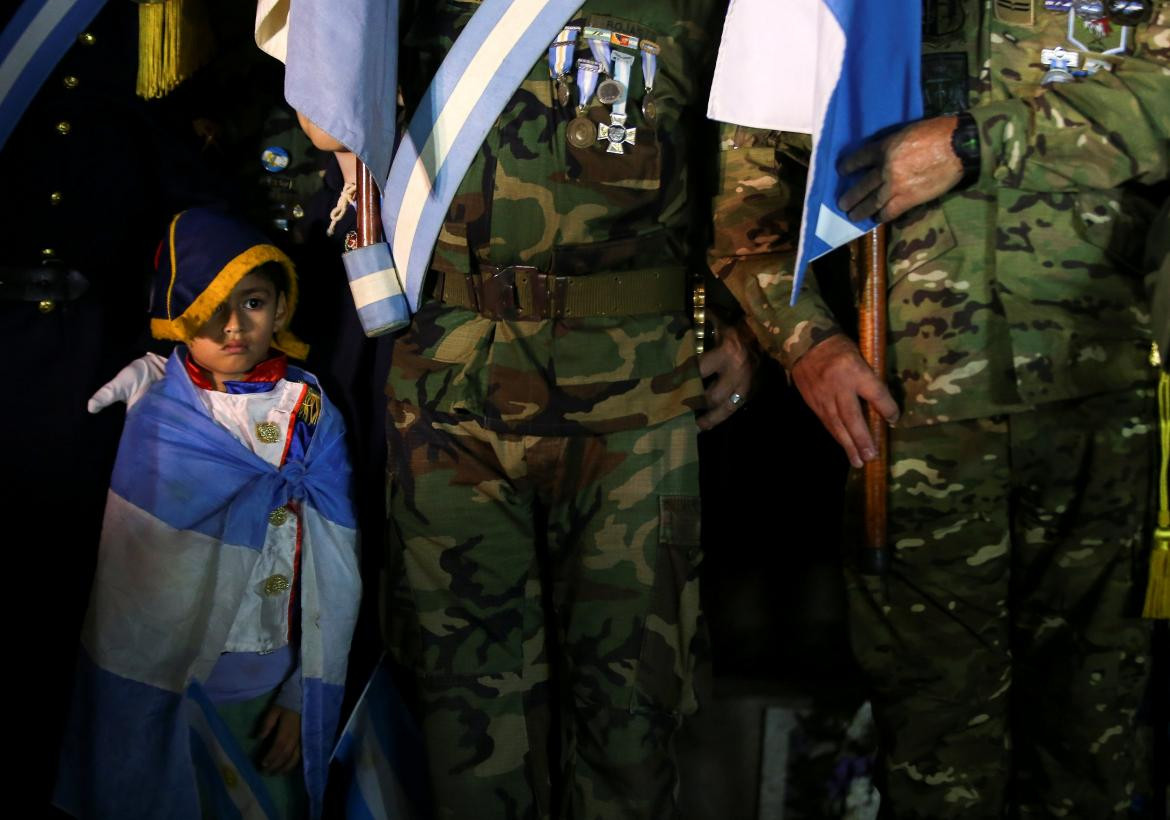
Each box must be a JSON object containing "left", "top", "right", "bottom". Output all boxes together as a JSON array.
[
  {"left": 390, "top": 0, "right": 733, "bottom": 435},
  {"left": 712, "top": 0, "right": 1170, "bottom": 427}
]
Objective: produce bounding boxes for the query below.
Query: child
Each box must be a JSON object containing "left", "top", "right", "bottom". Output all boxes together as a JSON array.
[{"left": 55, "top": 208, "right": 361, "bottom": 820}]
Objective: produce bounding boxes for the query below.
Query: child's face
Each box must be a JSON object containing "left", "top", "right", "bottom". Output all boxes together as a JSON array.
[{"left": 188, "top": 271, "right": 288, "bottom": 390}]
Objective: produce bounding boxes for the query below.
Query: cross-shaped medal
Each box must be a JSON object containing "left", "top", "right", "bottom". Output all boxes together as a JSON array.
[{"left": 597, "top": 119, "right": 637, "bottom": 154}]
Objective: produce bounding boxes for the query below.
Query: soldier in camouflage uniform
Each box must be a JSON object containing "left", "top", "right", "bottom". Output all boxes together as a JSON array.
[
  {"left": 710, "top": 1, "right": 1170, "bottom": 816},
  {"left": 377, "top": 2, "right": 758, "bottom": 818}
]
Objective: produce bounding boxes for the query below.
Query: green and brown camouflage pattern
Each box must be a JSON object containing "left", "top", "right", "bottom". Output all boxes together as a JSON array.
[
  {"left": 720, "top": 0, "right": 1170, "bottom": 426},
  {"left": 393, "top": 0, "right": 730, "bottom": 436},
  {"left": 384, "top": 2, "right": 737, "bottom": 817},
  {"left": 385, "top": 399, "right": 702, "bottom": 819},
  {"left": 848, "top": 387, "right": 1155, "bottom": 817}
]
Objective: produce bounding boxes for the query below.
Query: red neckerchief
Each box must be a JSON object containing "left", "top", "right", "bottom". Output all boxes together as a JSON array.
[{"left": 184, "top": 350, "right": 289, "bottom": 391}]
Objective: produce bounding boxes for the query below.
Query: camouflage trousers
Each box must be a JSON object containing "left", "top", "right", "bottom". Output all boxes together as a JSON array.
[
  {"left": 849, "top": 387, "right": 1156, "bottom": 818},
  {"left": 384, "top": 398, "right": 703, "bottom": 820}
]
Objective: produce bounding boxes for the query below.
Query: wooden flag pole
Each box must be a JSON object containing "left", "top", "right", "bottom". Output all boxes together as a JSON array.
[{"left": 855, "top": 225, "right": 890, "bottom": 575}]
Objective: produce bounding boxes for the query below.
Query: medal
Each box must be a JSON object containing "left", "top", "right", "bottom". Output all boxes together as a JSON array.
[
  {"left": 567, "top": 58, "right": 600, "bottom": 149},
  {"left": 567, "top": 117, "right": 596, "bottom": 148},
  {"left": 640, "top": 40, "right": 659, "bottom": 122},
  {"left": 548, "top": 26, "right": 579, "bottom": 108},
  {"left": 1040, "top": 45, "right": 1079, "bottom": 83},
  {"left": 597, "top": 78, "right": 623, "bottom": 105},
  {"left": 597, "top": 52, "right": 636, "bottom": 154}
]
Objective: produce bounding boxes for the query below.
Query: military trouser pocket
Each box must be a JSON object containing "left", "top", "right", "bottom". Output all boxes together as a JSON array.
[{"left": 633, "top": 494, "right": 703, "bottom": 715}]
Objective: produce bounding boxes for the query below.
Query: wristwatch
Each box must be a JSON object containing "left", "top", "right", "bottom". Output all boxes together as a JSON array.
[{"left": 951, "top": 111, "right": 981, "bottom": 190}]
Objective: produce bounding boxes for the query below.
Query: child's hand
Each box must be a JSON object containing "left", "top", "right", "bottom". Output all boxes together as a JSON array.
[{"left": 257, "top": 705, "right": 301, "bottom": 775}]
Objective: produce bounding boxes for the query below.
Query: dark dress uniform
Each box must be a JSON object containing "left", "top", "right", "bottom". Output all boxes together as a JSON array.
[{"left": 0, "top": 4, "right": 229, "bottom": 806}]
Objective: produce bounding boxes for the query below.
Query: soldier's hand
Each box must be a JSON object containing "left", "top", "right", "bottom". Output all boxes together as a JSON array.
[
  {"left": 791, "top": 335, "right": 899, "bottom": 468},
  {"left": 697, "top": 318, "right": 759, "bottom": 431},
  {"left": 838, "top": 116, "right": 964, "bottom": 223},
  {"left": 87, "top": 352, "right": 167, "bottom": 413}
]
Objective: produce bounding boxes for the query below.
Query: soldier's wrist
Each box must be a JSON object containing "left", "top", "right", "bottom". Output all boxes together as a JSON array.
[{"left": 950, "top": 111, "right": 981, "bottom": 190}]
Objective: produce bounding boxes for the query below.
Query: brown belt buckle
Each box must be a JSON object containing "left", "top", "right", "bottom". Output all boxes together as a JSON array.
[
  {"left": 532, "top": 272, "right": 569, "bottom": 319},
  {"left": 480, "top": 266, "right": 520, "bottom": 320}
]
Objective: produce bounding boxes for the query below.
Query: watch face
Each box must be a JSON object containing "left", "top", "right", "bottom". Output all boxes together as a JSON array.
[{"left": 1104, "top": 0, "right": 1153, "bottom": 25}]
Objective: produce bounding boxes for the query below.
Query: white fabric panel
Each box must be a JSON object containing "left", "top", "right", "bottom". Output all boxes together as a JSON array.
[
  {"left": 707, "top": 0, "right": 819, "bottom": 132},
  {"left": 83, "top": 492, "right": 257, "bottom": 692},
  {"left": 200, "top": 379, "right": 305, "bottom": 467},
  {"left": 299, "top": 508, "right": 361, "bottom": 686}
]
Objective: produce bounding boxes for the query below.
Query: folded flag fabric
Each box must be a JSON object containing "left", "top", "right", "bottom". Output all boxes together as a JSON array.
[
  {"left": 331, "top": 654, "right": 431, "bottom": 820},
  {"left": 54, "top": 351, "right": 361, "bottom": 819},
  {"left": 708, "top": 0, "right": 923, "bottom": 303}
]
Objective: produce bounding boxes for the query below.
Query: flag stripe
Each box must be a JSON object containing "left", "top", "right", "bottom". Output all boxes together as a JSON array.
[
  {"left": 382, "top": 0, "right": 581, "bottom": 311},
  {"left": 0, "top": 0, "right": 107, "bottom": 151}
]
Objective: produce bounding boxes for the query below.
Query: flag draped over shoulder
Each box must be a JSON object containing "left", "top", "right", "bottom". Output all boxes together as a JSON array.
[
  {"left": 708, "top": 0, "right": 923, "bottom": 303},
  {"left": 54, "top": 351, "right": 361, "bottom": 820}
]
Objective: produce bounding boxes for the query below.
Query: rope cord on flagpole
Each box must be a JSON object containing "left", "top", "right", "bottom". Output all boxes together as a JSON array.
[{"left": 327, "top": 181, "right": 358, "bottom": 237}]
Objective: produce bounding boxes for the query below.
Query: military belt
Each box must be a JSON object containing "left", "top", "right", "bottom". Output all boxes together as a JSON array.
[
  {"left": 0, "top": 264, "right": 89, "bottom": 302},
  {"left": 429, "top": 265, "right": 688, "bottom": 320}
]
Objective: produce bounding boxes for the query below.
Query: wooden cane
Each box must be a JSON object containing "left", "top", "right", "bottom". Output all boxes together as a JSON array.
[
  {"left": 355, "top": 160, "right": 382, "bottom": 247},
  {"left": 855, "top": 225, "right": 890, "bottom": 575}
]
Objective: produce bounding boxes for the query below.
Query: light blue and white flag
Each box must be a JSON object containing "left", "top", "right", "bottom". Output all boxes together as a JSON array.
[
  {"left": 331, "top": 654, "right": 430, "bottom": 820},
  {"left": 708, "top": 0, "right": 922, "bottom": 303},
  {"left": 54, "top": 351, "right": 361, "bottom": 820},
  {"left": 0, "top": 0, "right": 109, "bottom": 152}
]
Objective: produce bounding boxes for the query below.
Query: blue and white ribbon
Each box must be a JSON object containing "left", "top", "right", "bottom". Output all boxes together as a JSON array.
[
  {"left": 382, "top": 0, "right": 583, "bottom": 313},
  {"left": 548, "top": 25, "right": 579, "bottom": 78},
  {"left": 0, "top": 0, "right": 108, "bottom": 152}
]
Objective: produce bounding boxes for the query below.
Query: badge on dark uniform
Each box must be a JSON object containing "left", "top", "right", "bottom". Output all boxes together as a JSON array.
[{"left": 261, "top": 146, "right": 290, "bottom": 173}]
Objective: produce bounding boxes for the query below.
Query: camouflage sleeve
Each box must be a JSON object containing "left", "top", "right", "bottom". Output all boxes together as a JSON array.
[
  {"left": 970, "top": 5, "right": 1170, "bottom": 191},
  {"left": 707, "top": 124, "right": 843, "bottom": 369}
]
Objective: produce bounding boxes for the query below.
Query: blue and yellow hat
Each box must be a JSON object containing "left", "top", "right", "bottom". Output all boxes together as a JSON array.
[{"left": 149, "top": 207, "right": 308, "bottom": 358}]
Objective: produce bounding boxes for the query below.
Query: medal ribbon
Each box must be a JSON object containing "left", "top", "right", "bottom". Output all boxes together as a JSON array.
[
  {"left": 547, "top": 25, "right": 578, "bottom": 78},
  {"left": 576, "top": 57, "right": 599, "bottom": 108},
  {"left": 585, "top": 25, "right": 612, "bottom": 72},
  {"left": 610, "top": 51, "right": 633, "bottom": 119},
  {"left": 640, "top": 40, "right": 658, "bottom": 93}
]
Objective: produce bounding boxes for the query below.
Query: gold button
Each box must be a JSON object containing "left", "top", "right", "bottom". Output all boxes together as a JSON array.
[
  {"left": 38, "top": 299, "right": 56, "bottom": 314},
  {"left": 56, "top": 121, "right": 71, "bottom": 135},
  {"left": 41, "top": 248, "right": 56, "bottom": 258},
  {"left": 255, "top": 421, "right": 281, "bottom": 443},
  {"left": 50, "top": 191, "right": 63, "bottom": 205},
  {"left": 263, "top": 574, "right": 291, "bottom": 597},
  {"left": 291, "top": 204, "right": 305, "bottom": 219},
  {"left": 62, "top": 75, "right": 79, "bottom": 89},
  {"left": 268, "top": 506, "right": 289, "bottom": 526},
  {"left": 221, "top": 765, "right": 238, "bottom": 788},
  {"left": 78, "top": 32, "right": 96, "bottom": 46}
]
